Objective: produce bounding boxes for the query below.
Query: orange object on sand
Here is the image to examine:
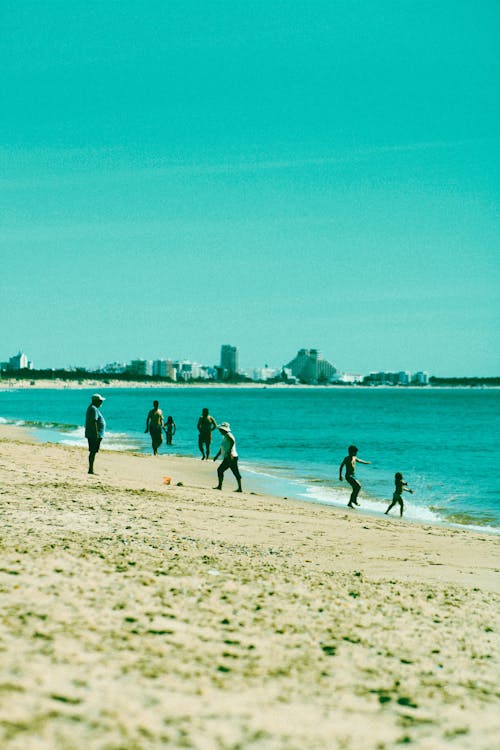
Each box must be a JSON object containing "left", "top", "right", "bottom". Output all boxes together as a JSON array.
[{"left": 163, "top": 476, "right": 172, "bottom": 485}]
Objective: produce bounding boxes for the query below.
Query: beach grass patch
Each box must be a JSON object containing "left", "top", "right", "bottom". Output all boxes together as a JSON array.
[
  {"left": 378, "top": 695, "right": 391, "bottom": 704},
  {"left": 50, "top": 694, "right": 82, "bottom": 705},
  {"left": 320, "top": 644, "right": 337, "bottom": 656},
  {"left": 397, "top": 696, "right": 418, "bottom": 708}
]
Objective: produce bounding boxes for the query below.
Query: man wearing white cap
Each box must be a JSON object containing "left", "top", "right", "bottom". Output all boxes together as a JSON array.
[
  {"left": 213, "top": 422, "right": 242, "bottom": 492},
  {"left": 85, "top": 393, "right": 106, "bottom": 474}
]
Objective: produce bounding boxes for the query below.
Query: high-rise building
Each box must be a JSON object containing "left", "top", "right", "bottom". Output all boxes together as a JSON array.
[
  {"left": 152, "top": 359, "right": 169, "bottom": 378},
  {"left": 285, "top": 348, "right": 337, "bottom": 384},
  {"left": 9, "top": 351, "right": 33, "bottom": 370},
  {"left": 220, "top": 345, "right": 239, "bottom": 377},
  {"left": 412, "top": 371, "right": 429, "bottom": 385}
]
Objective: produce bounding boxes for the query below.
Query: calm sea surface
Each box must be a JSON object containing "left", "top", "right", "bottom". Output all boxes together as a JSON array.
[{"left": 1, "top": 386, "right": 499, "bottom": 532}]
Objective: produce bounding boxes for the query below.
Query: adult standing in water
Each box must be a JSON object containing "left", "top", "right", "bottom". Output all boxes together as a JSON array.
[
  {"left": 339, "top": 445, "right": 371, "bottom": 508},
  {"left": 145, "top": 400, "right": 164, "bottom": 455},
  {"left": 213, "top": 422, "right": 242, "bottom": 492},
  {"left": 85, "top": 393, "right": 106, "bottom": 475},
  {"left": 197, "top": 407, "right": 217, "bottom": 459}
]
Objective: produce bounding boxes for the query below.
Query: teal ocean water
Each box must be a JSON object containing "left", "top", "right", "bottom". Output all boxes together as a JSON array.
[{"left": 1, "top": 386, "right": 499, "bottom": 532}]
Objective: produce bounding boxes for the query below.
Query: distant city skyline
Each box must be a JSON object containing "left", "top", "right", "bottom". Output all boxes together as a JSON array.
[
  {"left": 1, "top": 3, "right": 499, "bottom": 376},
  {"left": 0, "top": 346, "right": 435, "bottom": 386}
]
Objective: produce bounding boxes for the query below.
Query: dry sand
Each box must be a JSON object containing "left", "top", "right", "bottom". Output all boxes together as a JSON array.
[{"left": 0, "top": 425, "right": 499, "bottom": 750}]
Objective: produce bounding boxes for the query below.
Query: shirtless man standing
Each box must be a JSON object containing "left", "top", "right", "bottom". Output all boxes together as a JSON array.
[
  {"left": 145, "top": 400, "right": 164, "bottom": 455},
  {"left": 197, "top": 407, "right": 217, "bottom": 459},
  {"left": 339, "top": 445, "right": 371, "bottom": 508}
]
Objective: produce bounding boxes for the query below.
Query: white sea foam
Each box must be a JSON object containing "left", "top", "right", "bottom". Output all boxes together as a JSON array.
[
  {"left": 300, "top": 484, "right": 500, "bottom": 532},
  {"left": 243, "top": 463, "right": 493, "bottom": 532},
  {"left": 58, "top": 427, "right": 141, "bottom": 452},
  {"left": 303, "top": 484, "right": 443, "bottom": 523}
]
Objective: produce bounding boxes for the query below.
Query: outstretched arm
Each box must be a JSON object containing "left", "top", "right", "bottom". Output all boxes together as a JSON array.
[{"left": 355, "top": 457, "right": 371, "bottom": 465}]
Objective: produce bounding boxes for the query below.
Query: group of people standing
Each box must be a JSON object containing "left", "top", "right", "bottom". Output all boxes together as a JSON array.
[
  {"left": 85, "top": 395, "right": 242, "bottom": 492},
  {"left": 86, "top": 395, "right": 411, "bottom": 512}
]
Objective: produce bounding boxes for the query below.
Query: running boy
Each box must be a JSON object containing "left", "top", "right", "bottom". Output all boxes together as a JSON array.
[{"left": 339, "top": 445, "right": 371, "bottom": 508}]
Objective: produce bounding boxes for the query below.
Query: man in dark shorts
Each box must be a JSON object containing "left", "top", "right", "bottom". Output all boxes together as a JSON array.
[
  {"left": 85, "top": 393, "right": 106, "bottom": 474},
  {"left": 145, "top": 400, "right": 164, "bottom": 455},
  {"left": 197, "top": 407, "right": 217, "bottom": 459}
]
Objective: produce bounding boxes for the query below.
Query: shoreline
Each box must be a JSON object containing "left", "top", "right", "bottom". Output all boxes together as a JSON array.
[
  {"left": 0, "top": 425, "right": 499, "bottom": 748},
  {"left": 1, "top": 377, "right": 499, "bottom": 390},
  {"left": 2, "top": 420, "right": 499, "bottom": 537},
  {"left": 1, "top": 423, "right": 498, "bottom": 586}
]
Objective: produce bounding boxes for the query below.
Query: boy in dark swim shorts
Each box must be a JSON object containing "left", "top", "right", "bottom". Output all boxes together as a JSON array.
[{"left": 339, "top": 445, "right": 371, "bottom": 508}]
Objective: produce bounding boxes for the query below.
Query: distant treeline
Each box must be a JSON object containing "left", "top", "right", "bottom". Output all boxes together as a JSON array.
[
  {"left": 1, "top": 369, "right": 499, "bottom": 387},
  {"left": 429, "top": 376, "right": 500, "bottom": 387}
]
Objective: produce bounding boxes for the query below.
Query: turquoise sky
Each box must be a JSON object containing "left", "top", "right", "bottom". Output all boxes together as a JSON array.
[{"left": 1, "top": 1, "right": 499, "bottom": 375}]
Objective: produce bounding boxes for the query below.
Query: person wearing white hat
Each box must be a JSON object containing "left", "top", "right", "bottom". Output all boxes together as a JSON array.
[
  {"left": 212, "top": 422, "right": 242, "bottom": 492},
  {"left": 85, "top": 394, "right": 106, "bottom": 474}
]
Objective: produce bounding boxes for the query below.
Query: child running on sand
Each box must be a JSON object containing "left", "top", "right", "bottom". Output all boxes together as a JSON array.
[
  {"left": 339, "top": 445, "right": 371, "bottom": 508},
  {"left": 385, "top": 472, "right": 413, "bottom": 517}
]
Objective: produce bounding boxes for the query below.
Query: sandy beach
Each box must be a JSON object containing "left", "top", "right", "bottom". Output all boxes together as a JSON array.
[{"left": 0, "top": 425, "right": 499, "bottom": 749}]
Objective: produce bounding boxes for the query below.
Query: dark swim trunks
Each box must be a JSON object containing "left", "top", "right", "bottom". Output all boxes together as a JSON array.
[
  {"left": 150, "top": 427, "right": 163, "bottom": 448},
  {"left": 87, "top": 437, "right": 102, "bottom": 453}
]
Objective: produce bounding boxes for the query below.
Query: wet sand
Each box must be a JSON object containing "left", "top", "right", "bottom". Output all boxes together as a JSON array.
[{"left": 0, "top": 425, "right": 499, "bottom": 749}]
